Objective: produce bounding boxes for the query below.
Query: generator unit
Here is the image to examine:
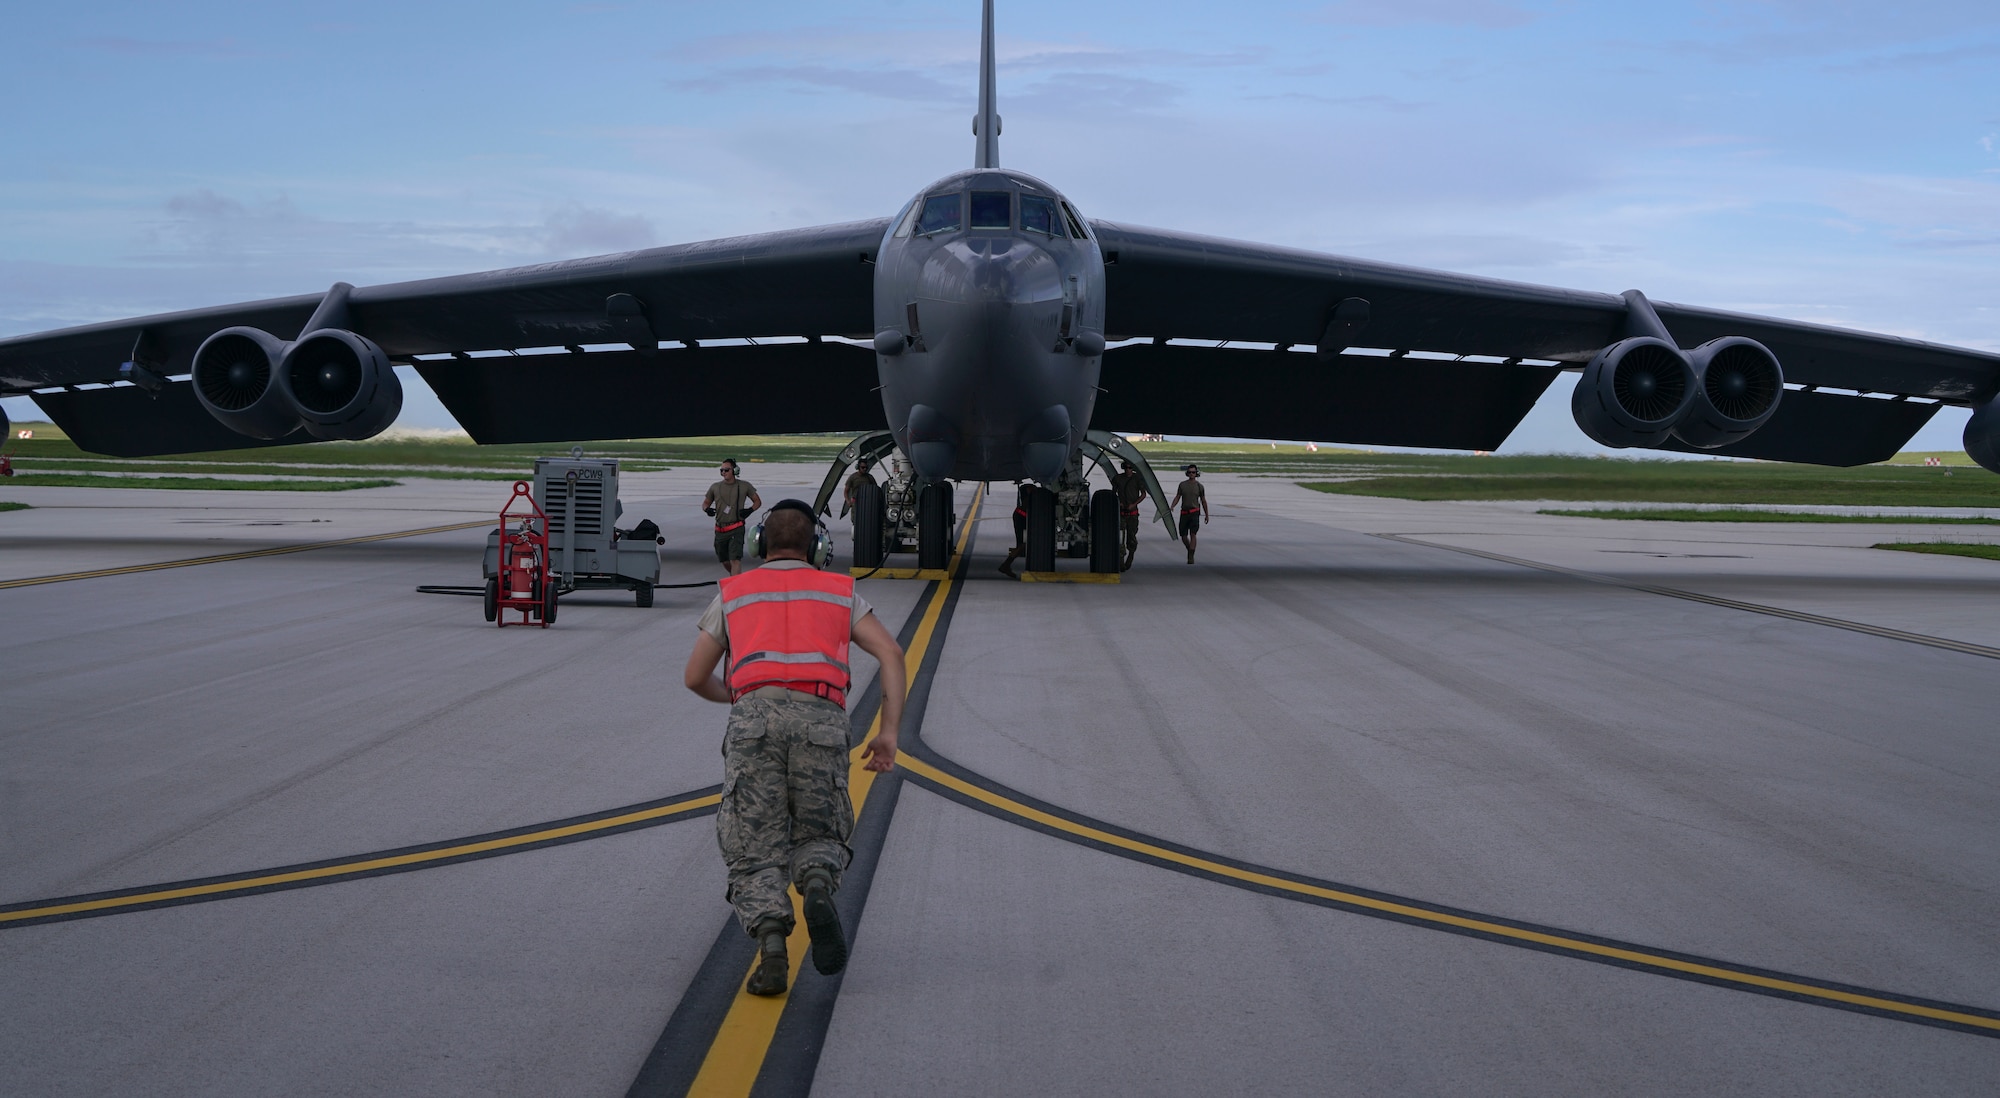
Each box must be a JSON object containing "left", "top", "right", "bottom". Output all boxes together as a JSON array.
[{"left": 482, "top": 457, "right": 662, "bottom": 608}]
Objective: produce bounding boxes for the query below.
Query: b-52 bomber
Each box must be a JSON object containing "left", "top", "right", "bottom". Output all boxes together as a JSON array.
[{"left": 5, "top": 1, "right": 1999, "bottom": 569}]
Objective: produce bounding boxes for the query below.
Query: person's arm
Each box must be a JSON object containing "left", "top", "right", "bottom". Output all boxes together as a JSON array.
[
  {"left": 744, "top": 488, "right": 762, "bottom": 516},
  {"left": 852, "top": 612, "right": 906, "bottom": 772},
  {"left": 1202, "top": 487, "right": 1211, "bottom": 522},
  {"left": 683, "top": 632, "right": 733, "bottom": 704},
  {"left": 702, "top": 486, "right": 716, "bottom": 517}
]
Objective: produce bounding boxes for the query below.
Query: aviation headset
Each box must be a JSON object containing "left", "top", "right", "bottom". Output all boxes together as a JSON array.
[{"left": 749, "top": 498, "right": 833, "bottom": 568}]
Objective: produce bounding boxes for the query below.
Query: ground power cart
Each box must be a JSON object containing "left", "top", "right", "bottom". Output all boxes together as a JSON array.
[{"left": 482, "top": 457, "right": 661, "bottom": 623}]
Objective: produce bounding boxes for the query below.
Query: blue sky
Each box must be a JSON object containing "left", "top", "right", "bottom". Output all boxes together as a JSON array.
[{"left": 4, "top": 0, "right": 1997, "bottom": 452}]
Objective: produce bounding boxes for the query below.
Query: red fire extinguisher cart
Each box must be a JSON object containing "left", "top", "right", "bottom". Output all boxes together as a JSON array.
[{"left": 487, "top": 481, "right": 557, "bottom": 627}]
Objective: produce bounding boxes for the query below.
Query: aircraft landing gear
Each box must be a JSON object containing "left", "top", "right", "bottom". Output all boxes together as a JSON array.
[
  {"left": 1025, "top": 486, "right": 1057, "bottom": 572},
  {"left": 852, "top": 479, "right": 887, "bottom": 569},
  {"left": 1088, "top": 489, "right": 1120, "bottom": 574},
  {"left": 917, "top": 481, "right": 954, "bottom": 570}
]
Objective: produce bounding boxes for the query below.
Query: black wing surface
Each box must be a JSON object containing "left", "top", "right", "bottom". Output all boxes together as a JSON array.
[
  {"left": 1090, "top": 221, "right": 2000, "bottom": 460},
  {"left": 2, "top": 219, "right": 890, "bottom": 453}
]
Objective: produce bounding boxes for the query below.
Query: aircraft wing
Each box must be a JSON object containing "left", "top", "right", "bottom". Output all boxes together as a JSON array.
[
  {"left": 1089, "top": 220, "right": 2000, "bottom": 462},
  {"left": 3, "top": 219, "right": 891, "bottom": 454}
]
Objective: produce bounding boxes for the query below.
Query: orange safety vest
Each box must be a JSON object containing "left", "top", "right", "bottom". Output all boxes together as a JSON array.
[{"left": 718, "top": 566, "right": 854, "bottom": 707}]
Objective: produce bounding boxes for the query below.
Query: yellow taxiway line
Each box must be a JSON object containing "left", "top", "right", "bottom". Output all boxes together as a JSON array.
[
  {"left": 0, "top": 789, "right": 720, "bottom": 926},
  {"left": 893, "top": 753, "right": 2000, "bottom": 1036},
  {"left": 686, "top": 483, "right": 984, "bottom": 1097},
  {"left": 0, "top": 518, "right": 492, "bottom": 590}
]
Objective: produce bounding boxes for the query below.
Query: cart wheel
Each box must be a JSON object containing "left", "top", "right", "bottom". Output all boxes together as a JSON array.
[
  {"left": 542, "top": 581, "right": 559, "bottom": 624},
  {"left": 635, "top": 583, "right": 654, "bottom": 608},
  {"left": 483, "top": 578, "right": 499, "bottom": 622}
]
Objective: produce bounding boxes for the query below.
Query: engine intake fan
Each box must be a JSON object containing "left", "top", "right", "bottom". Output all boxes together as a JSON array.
[
  {"left": 1965, "top": 393, "right": 2000, "bottom": 476},
  {"left": 191, "top": 327, "right": 303, "bottom": 439},
  {"left": 1571, "top": 336, "right": 1697, "bottom": 448},
  {"left": 277, "top": 330, "right": 403, "bottom": 441},
  {"left": 1672, "top": 337, "right": 1783, "bottom": 449}
]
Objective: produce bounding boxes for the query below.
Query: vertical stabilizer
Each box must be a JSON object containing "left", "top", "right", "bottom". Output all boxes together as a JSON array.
[{"left": 974, "top": 0, "right": 1000, "bottom": 168}]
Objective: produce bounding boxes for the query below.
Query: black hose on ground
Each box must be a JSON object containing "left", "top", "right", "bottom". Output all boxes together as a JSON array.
[{"left": 413, "top": 580, "right": 717, "bottom": 597}]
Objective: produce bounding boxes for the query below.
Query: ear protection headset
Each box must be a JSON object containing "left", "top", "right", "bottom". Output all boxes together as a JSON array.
[{"left": 750, "top": 498, "right": 833, "bottom": 568}]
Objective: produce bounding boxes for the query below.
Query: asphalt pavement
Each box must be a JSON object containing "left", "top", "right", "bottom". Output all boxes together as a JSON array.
[{"left": 2, "top": 467, "right": 1996, "bottom": 1096}]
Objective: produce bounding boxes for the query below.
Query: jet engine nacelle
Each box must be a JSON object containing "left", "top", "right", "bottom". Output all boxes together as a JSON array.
[
  {"left": 1671, "top": 337, "right": 1784, "bottom": 449},
  {"left": 1965, "top": 393, "right": 2000, "bottom": 476},
  {"left": 1571, "top": 336, "right": 1698, "bottom": 448},
  {"left": 277, "top": 329, "right": 402, "bottom": 441},
  {"left": 191, "top": 327, "right": 304, "bottom": 439}
]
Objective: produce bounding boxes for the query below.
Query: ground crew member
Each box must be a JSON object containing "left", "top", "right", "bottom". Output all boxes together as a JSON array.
[
  {"left": 703, "top": 458, "right": 762, "bottom": 575},
  {"left": 1170, "top": 463, "right": 1209, "bottom": 563},
  {"left": 1110, "top": 459, "right": 1145, "bottom": 571},
  {"left": 838, "top": 456, "right": 876, "bottom": 519},
  {"left": 997, "top": 480, "right": 1031, "bottom": 577},
  {"left": 682, "top": 500, "right": 906, "bottom": 997}
]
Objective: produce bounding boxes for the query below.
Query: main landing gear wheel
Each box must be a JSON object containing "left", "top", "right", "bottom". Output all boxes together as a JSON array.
[
  {"left": 634, "top": 582, "right": 654, "bottom": 608},
  {"left": 1025, "top": 486, "right": 1057, "bottom": 573},
  {"left": 1088, "top": 489, "right": 1120, "bottom": 574},
  {"left": 917, "top": 481, "right": 953, "bottom": 571},
  {"left": 853, "top": 479, "right": 887, "bottom": 569}
]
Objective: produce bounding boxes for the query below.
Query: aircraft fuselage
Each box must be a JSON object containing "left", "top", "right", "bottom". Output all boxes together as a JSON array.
[{"left": 872, "top": 169, "right": 1106, "bottom": 484}]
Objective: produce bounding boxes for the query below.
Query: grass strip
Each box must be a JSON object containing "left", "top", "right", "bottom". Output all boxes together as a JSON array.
[
  {"left": 0, "top": 501, "right": 29, "bottom": 512},
  {"left": 1541, "top": 508, "right": 2000, "bottom": 525},
  {"left": 1303, "top": 470, "right": 2000, "bottom": 507},
  {"left": 1875, "top": 542, "right": 2000, "bottom": 562},
  {"left": 1, "top": 475, "right": 398, "bottom": 492}
]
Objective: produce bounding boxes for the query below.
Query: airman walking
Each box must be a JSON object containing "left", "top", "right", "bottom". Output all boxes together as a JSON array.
[
  {"left": 1170, "top": 463, "right": 1209, "bottom": 563},
  {"left": 703, "top": 458, "right": 762, "bottom": 575}
]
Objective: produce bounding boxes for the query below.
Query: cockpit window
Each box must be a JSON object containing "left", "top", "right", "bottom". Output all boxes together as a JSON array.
[
  {"left": 917, "top": 194, "right": 962, "bottom": 236},
  {"left": 1020, "top": 194, "right": 1057, "bottom": 236},
  {"left": 1060, "top": 200, "right": 1089, "bottom": 240},
  {"left": 969, "top": 191, "right": 1012, "bottom": 230}
]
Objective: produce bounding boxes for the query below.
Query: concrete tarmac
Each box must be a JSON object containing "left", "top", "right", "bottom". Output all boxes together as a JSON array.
[{"left": 2, "top": 468, "right": 1996, "bottom": 1095}]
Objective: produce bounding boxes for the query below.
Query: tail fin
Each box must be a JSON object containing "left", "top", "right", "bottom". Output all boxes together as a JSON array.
[{"left": 974, "top": 0, "right": 1000, "bottom": 168}]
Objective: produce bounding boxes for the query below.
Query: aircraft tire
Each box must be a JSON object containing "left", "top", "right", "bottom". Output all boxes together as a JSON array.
[
  {"left": 853, "top": 480, "right": 887, "bottom": 568},
  {"left": 1025, "top": 486, "right": 1057, "bottom": 573},
  {"left": 1088, "top": 489, "right": 1120, "bottom": 573},
  {"left": 917, "top": 481, "right": 952, "bottom": 570}
]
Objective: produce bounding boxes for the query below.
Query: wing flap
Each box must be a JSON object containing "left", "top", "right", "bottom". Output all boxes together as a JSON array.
[
  {"left": 415, "top": 342, "right": 882, "bottom": 445},
  {"left": 31, "top": 383, "right": 307, "bottom": 457},
  {"left": 1095, "top": 344, "right": 1559, "bottom": 450},
  {"left": 1658, "top": 390, "right": 1941, "bottom": 467}
]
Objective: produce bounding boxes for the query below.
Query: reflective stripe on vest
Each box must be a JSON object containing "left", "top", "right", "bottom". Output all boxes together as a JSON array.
[{"left": 718, "top": 567, "right": 855, "bottom": 703}]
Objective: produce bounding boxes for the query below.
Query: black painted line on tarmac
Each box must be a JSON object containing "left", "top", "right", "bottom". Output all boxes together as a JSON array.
[
  {"left": 750, "top": 535, "right": 978, "bottom": 1097},
  {"left": 1375, "top": 532, "right": 2000, "bottom": 662},
  {"left": 0, "top": 519, "right": 493, "bottom": 590},
  {"left": 625, "top": 542, "right": 966, "bottom": 1098},
  {"left": 0, "top": 787, "right": 720, "bottom": 929},
  {"left": 895, "top": 744, "right": 2000, "bottom": 1040}
]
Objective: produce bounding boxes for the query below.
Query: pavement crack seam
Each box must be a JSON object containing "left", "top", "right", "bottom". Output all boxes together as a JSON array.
[
  {"left": 892, "top": 746, "right": 2000, "bottom": 1041},
  {"left": 1374, "top": 533, "right": 2000, "bottom": 661},
  {"left": 627, "top": 485, "right": 984, "bottom": 1098},
  {"left": 0, "top": 787, "right": 721, "bottom": 929},
  {"left": 0, "top": 519, "right": 493, "bottom": 589}
]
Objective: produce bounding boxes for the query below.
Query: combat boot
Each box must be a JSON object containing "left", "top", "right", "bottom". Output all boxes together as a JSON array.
[
  {"left": 796, "top": 867, "right": 848, "bottom": 975},
  {"left": 745, "top": 918, "right": 789, "bottom": 996}
]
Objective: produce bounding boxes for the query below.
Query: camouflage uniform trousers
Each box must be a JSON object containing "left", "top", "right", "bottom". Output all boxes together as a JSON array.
[
  {"left": 715, "top": 692, "right": 854, "bottom": 936},
  {"left": 1120, "top": 514, "right": 1140, "bottom": 559}
]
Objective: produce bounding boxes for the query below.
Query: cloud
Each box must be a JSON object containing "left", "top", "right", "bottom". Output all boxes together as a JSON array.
[
  {"left": 1312, "top": 0, "right": 1542, "bottom": 30},
  {"left": 541, "top": 204, "right": 655, "bottom": 256},
  {"left": 669, "top": 63, "right": 960, "bottom": 103}
]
